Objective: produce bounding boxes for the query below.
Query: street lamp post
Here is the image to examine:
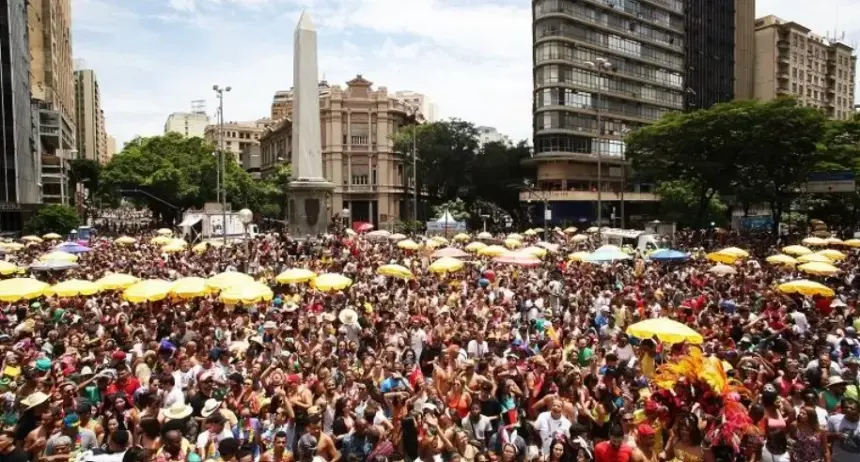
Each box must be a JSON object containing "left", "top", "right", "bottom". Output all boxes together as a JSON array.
[
  {"left": 521, "top": 186, "right": 550, "bottom": 241},
  {"left": 238, "top": 208, "right": 253, "bottom": 272},
  {"left": 341, "top": 208, "right": 350, "bottom": 231},
  {"left": 213, "top": 85, "right": 231, "bottom": 244},
  {"left": 585, "top": 58, "right": 612, "bottom": 227}
]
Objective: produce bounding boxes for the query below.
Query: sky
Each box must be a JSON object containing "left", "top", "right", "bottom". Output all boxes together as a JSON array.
[{"left": 73, "top": 0, "right": 860, "bottom": 149}]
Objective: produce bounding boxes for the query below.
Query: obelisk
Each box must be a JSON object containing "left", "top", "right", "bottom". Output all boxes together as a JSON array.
[{"left": 286, "top": 10, "right": 334, "bottom": 237}]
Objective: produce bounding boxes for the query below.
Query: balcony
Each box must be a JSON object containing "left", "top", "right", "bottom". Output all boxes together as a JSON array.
[
  {"left": 519, "top": 190, "right": 659, "bottom": 202},
  {"left": 535, "top": 28, "right": 684, "bottom": 72},
  {"left": 345, "top": 184, "right": 378, "bottom": 193}
]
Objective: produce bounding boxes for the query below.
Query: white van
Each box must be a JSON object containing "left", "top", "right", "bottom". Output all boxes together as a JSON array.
[{"left": 600, "top": 228, "right": 667, "bottom": 253}]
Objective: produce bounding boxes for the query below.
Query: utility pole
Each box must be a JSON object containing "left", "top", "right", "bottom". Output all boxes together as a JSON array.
[{"left": 586, "top": 58, "right": 612, "bottom": 227}]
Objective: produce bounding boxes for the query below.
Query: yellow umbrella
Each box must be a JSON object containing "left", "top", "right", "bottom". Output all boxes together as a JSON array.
[
  {"left": 477, "top": 245, "right": 507, "bottom": 257},
  {"left": 156, "top": 228, "right": 173, "bottom": 236},
  {"left": 170, "top": 277, "right": 211, "bottom": 299},
  {"left": 115, "top": 236, "right": 137, "bottom": 245},
  {"left": 568, "top": 251, "right": 591, "bottom": 262},
  {"left": 706, "top": 251, "right": 739, "bottom": 264},
  {"left": 709, "top": 263, "right": 737, "bottom": 275},
  {"left": 626, "top": 318, "right": 703, "bottom": 344},
  {"left": 21, "top": 235, "right": 43, "bottom": 243},
  {"left": 40, "top": 251, "right": 78, "bottom": 262},
  {"left": 206, "top": 271, "right": 254, "bottom": 291},
  {"left": 220, "top": 281, "right": 273, "bottom": 305},
  {"left": 782, "top": 245, "right": 812, "bottom": 256},
  {"left": 431, "top": 236, "right": 449, "bottom": 245},
  {"left": 521, "top": 246, "right": 547, "bottom": 258},
  {"left": 0, "top": 278, "right": 48, "bottom": 302},
  {"left": 766, "top": 254, "right": 798, "bottom": 266},
  {"left": 532, "top": 228, "right": 544, "bottom": 233},
  {"left": 376, "top": 264, "right": 414, "bottom": 280},
  {"left": 388, "top": 233, "right": 407, "bottom": 241},
  {"left": 476, "top": 231, "right": 492, "bottom": 240},
  {"left": 503, "top": 238, "right": 522, "bottom": 249},
  {"left": 523, "top": 229, "right": 537, "bottom": 237},
  {"left": 844, "top": 239, "right": 860, "bottom": 248},
  {"left": 718, "top": 247, "right": 749, "bottom": 258},
  {"left": 816, "top": 249, "right": 846, "bottom": 261},
  {"left": 801, "top": 236, "right": 827, "bottom": 246},
  {"left": 192, "top": 241, "right": 224, "bottom": 253},
  {"left": 798, "top": 262, "right": 840, "bottom": 277},
  {"left": 124, "top": 279, "right": 173, "bottom": 303},
  {"left": 42, "top": 233, "right": 62, "bottom": 240},
  {"left": 162, "top": 243, "right": 185, "bottom": 253},
  {"left": 423, "top": 239, "right": 441, "bottom": 249},
  {"left": 586, "top": 226, "right": 599, "bottom": 233},
  {"left": 571, "top": 234, "right": 589, "bottom": 243},
  {"left": 0, "top": 261, "right": 21, "bottom": 275},
  {"left": 96, "top": 273, "right": 140, "bottom": 291},
  {"left": 397, "top": 239, "right": 420, "bottom": 250},
  {"left": 797, "top": 253, "right": 832, "bottom": 264},
  {"left": 563, "top": 227, "right": 578, "bottom": 234},
  {"left": 825, "top": 237, "right": 844, "bottom": 246},
  {"left": 507, "top": 233, "right": 523, "bottom": 241},
  {"left": 428, "top": 257, "right": 464, "bottom": 273},
  {"left": 465, "top": 242, "right": 487, "bottom": 252},
  {"left": 276, "top": 268, "right": 317, "bottom": 284},
  {"left": 0, "top": 243, "right": 23, "bottom": 251},
  {"left": 311, "top": 273, "right": 353, "bottom": 291},
  {"left": 778, "top": 279, "right": 834, "bottom": 297},
  {"left": 150, "top": 236, "right": 172, "bottom": 245},
  {"left": 46, "top": 279, "right": 99, "bottom": 297},
  {"left": 453, "top": 233, "right": 470, "bottom": 242}
]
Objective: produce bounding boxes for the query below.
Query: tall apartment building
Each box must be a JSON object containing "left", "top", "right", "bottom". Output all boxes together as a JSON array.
[
  {"left": 29, "top": 0, "right": 76, "bottom": 204},
  {"left": 260, "top": 76, "right": 413, "bottom": 227},
  {"left": 164, "top": 111, "right": 210, "bottom": 138},
  {"left": 105, "top": 136, "right": 116, "bottom": 162},
  {"left": 754, "top": 15, "right": 856, "bottom": 120},
  {"left": 391, "top": 90, "right": 438, "bottom": 122},
  {"left": 684, "top": 0, "right": 755, "bottom": 110},
  {"left": 0, "top": 0, "right": 40, "bottom": 229},
  {"left": 203, "top": 119, "right": 275, "bottom": 162},
  {"left": 476, "top": 126, "right": 512, "bottom": 147},
  {"left": 530, "top": 0, "right": 685, "bottom": 224},
  {"left": 74, "top": 68, "right": 107, "bottom": 163}
]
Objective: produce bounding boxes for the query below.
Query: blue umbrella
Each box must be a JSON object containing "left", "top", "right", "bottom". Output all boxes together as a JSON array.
[
  {"left": 649, "top": 249, "right": 689, "bottom": 262},
  {"left": 54, "top": 242, "right": 92, "bottom": 254}
]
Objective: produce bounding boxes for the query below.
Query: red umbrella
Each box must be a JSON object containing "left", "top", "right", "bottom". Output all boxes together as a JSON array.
[
  {"left": 493, "top": 252, "right": 541, "bottom": 267},
  {"left": 353, "top": 222, "right": 374, "bottom": 232},
  {"left": 431, "top": 247, "right": 469, "bottom": 259}
]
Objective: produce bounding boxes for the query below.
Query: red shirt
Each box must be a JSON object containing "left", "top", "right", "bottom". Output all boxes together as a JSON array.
[
  {"left": 594, "top": 442, "right": 633, "bottom": 462},
  {"left": 106, "top": 377, "right": 141, "bottom": 404}
]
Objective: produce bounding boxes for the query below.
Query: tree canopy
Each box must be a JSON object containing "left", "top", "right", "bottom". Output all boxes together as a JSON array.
[
  {"left": 626, "top": 98, "right": 827, "bottom": 233},
  {"left": 25, "top": 204, "right": 80, "bottom": 235}
]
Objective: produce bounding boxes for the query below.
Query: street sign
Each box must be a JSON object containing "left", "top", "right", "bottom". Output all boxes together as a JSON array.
[{"left": 806, "top": 171, "right": 856, "bottom": 193}]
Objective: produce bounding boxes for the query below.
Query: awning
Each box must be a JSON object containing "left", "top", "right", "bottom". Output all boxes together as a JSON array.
[{"left": 178, "top": 216, "right": 202, "bottom": 227}]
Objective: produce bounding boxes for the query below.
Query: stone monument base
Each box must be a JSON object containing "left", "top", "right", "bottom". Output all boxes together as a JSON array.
[{"left": 287, "top": 178, "right": 334, "bottom": 237}]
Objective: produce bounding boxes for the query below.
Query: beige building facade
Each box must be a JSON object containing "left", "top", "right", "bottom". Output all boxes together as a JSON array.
[
  {"left": 165, "top": 112, "right": 210, "bottom": 138},
  {"left": 74, "top": 69, "right": 107, "bottom": 163},
  {"left": 106, "top": 136, "right": 117, "bottom": 162},
  {"left": 262, "top": 76, "right": 412, "bottom": 228},
  {"left": 754, "top": 15, "right": 856, "bottom": 120},
  {"left": 203, "top": 119, "right": 275, "bottom": 162},
  {"left": 734, "top": 0, "right": 756, "bottom": 100},
  {"left": 29, "top": 0, "right": 76, "bottom": 204}
]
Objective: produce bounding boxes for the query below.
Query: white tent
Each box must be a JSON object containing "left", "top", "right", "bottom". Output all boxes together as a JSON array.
[{"left": 426, "top": 211, "right": 466, "bottom": 234}]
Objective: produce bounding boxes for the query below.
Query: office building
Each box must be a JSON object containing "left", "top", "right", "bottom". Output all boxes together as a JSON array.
[
  {"left": 261, "top": 75, "right": 413, "bottom": 227},
  {"left": 392, "top": 90, "right": 438, "bottom": 122},
  {"left": 685, "top": 0, "right": 755, "bottom": 110},
  {"left": 74, "top": 68, "right": 107, "bottom": 163},
  {"left": 476, "top": 126, "right": 512, "bottom": 147},
  {"left": 29, "top": 0, "right": 76, "bottom": 204},
  {"left": 164, "top": 111, "right": 210, "bottom": 138},
  {"left": 530, "top": 0, "right": 683, "bottom": 224},
  {"left": 203, "top": 118, "right": 274, "bottom": 162},
  {"left": 0, "top": 0, "right": 40, "bottom": 229},
  {"left": 754, "top": 15, "right": 856, "bottom": 120}
]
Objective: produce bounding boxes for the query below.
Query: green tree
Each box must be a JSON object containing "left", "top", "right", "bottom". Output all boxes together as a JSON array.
[
  {"left": 101, "top": 133, "right": 271, "bottom": 224},
  {"left": 472, "top": 140, "right": 533, "bottom": 221},
  {"left": 25, "top": 204, "right": 80, "bottom": 235},
  {"left": 655, "top": 180, "right": 728, "bottom": 228},
  {"left": 432, "top": 198, "right": 470, "bottom": 222},
  {"left": 812, "top": 114, "right": 860, "bottom": 226}
]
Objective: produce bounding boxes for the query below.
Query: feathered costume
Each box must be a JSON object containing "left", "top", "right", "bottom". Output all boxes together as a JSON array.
[{"left": 649, "top": 347, "right": 759, "bottom": 453}]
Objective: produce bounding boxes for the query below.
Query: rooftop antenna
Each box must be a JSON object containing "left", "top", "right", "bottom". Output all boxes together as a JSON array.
[{"left": 191, "top": 99, "right": 206, "bottom": 114}]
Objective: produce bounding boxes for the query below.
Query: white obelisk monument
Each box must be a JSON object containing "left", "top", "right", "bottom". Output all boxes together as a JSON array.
[{"left": 287, "top": 10, "right": 333, "bottom": 237}]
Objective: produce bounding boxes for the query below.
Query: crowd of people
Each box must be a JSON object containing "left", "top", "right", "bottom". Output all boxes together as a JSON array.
[{"left": 0, "top": 223, "right": 858, "bottom": 462}]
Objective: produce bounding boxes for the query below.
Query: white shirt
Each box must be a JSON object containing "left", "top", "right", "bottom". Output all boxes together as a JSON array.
[
  {"left": 535, "top": 411, "right": 571, "bottom": 455},
  {"left": 467, "top": 340, "right": 489, "bottom": 358},
  {"left": 163, "top": 385, "right": 185, "bottom": 408},
  {"left": 196, "top": 427, "right": 235, "bottom": 451}
]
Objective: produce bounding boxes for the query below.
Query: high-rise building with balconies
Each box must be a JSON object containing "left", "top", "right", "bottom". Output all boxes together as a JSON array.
[
  {"left": 754, "top": 15, "right": 856, "bottom": 120},
  {"left": 530, "top": 0, "right": 686, "bottom": 225}
]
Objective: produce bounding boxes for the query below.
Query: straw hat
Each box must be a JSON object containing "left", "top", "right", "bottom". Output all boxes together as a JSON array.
[
  {"left": 21, "top": 391, "right": 49, "bottom": 410},
  {"left": 338, "top": 308, "right": 358, "bottom": 326},
  {"left": 163, "top": 403, "right": 193, "bottom": 420},
  {"left": 201, "top": 399, "right": 222, "bottom": 418}
]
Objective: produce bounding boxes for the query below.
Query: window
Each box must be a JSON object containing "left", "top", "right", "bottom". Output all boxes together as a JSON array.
[{"left": 351, "top": 136, "right": 368, "bottom": 145}]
